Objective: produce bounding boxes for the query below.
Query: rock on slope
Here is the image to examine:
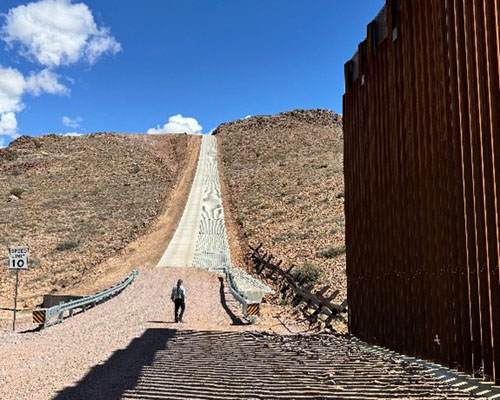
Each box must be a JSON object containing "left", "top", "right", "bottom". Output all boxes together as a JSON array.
[
  {"left": 0, "top": 133, "right": 192, "bottom": 308},
  {"left": 216, "top": 109, "right": 346, "bottom": 300}
]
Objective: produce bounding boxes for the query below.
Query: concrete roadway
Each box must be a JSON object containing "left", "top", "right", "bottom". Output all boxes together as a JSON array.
[{"left": 156, "top": 136, "right": 211, "bottom": 268}]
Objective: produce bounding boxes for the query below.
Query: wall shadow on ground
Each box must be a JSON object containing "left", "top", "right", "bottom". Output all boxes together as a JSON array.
[{"left": 53, "top": 328, "right": 176, "bottom": 400}]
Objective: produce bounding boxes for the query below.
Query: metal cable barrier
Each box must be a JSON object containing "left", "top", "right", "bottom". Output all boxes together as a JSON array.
[{"left": 32, "top": 270, "right": 139, "bottom": 329}]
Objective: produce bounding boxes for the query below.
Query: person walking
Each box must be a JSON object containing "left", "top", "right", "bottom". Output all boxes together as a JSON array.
[{"left": 171, "top": 279, "right": 186, "bottom": 323}]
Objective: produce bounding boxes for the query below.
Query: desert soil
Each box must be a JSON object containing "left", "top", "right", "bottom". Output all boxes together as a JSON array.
[
  {"left": 216, "top": 110, "right": 346, "bottom": 300},
  {"left": 0, "top": 133, "right": 198, "bottom": 315}
]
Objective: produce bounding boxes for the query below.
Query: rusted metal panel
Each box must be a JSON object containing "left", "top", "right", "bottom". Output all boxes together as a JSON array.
[
  {"left": 344, "top": 0, "right": 500, "bottom": 384},
  {"left": 445, "top": 0, "right": 472, "bottom": 374}
]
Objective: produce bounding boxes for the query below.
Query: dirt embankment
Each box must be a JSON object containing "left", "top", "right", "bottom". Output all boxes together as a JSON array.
[
  {"left": 216, "top": 110, "right": 346, "bottom": 299},
  {"left": 0, "top": 133, "right": 197, "bottom": 308}
]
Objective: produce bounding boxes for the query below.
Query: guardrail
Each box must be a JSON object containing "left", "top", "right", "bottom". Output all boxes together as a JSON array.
[
  {"left": 223, "top": 267, "right": 263, "bottom": 321},
  {"left": 33, "top": 270, "right": 138, "bottom": 329},
  {"left": 224, "top": 268, "right": 247, "bottom": 305}
]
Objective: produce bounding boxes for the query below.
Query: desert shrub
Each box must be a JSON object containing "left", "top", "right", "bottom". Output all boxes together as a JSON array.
[
  {"left": 313, "top": 163, "right": 328, "bottom": 169},
  {"left": 273, "top": 231, "right": 296, "bottom": 242},
  {"left": 4, "top": 150, "right": 18, "bottom": 161},
  {"left": 270, "top": 210, "right": 284, "bottom": 218},
  {"left": 55, "top": 240, "right": 79, "bottom": 251},
  {"left": 298, "top": 231, "right": 312, "bottom": 240},
  {"left": 292, "top": 262, "right": 322, "bottom": 285},
  {"left": 245, "top": 227, "right": 255, "bottom": 237},
  {"left": 10, "top": 187, "right": 25, "bottom": 197},
  {"left": 317, "top": 245, "right": 346, "bottom": 259},
  {"left": 30, "top": 255, "right": 41, "bottom": 268}
]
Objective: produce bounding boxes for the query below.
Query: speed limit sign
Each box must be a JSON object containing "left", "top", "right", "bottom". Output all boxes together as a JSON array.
[
  {"left": 8, "top": 247, "right": 29, "bottom": 270},
  {"left": 8, "top": 246, "right": 29, "bottom": 331}
]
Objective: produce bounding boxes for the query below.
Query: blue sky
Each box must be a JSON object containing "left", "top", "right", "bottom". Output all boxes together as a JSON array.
[{"left": 0, "top": 0, "right": 384, "bottom": 146}]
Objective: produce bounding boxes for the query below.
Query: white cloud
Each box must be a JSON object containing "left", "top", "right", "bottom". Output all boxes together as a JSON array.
[
  {"left": 147, "top": 114, "right": 203, "bottom": 135},
  {"left": 1, "top": 0, "right": 121, "bottom": 68},
  {"left": 0, "top": 67, "right": 25, "bottom": 115},
  {"left": 84, "top": 28, "right": 121, "bottom": 64},
  {"left": 25, "top": 69, "right": 69, "bottom": 96},
  {"left": 62, "top": 115, "right": 82, "bottom": 129},
  {"left": 0, "top": 112, "right": 18, "bottom": 135},
  {"left": 0, "top": 1, "right": 119, "bottom": 136},
  {"left": 0, "top": 65, "right": 69, "bottom": 135},
  {"left": 63, "top": 131, "right": 83, "bottom": 136},
  {"left": 243, "top": 115, "right": 252, "bottom": 119}
]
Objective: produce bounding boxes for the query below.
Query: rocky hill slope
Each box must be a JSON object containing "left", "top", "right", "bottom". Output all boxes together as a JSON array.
[
  {"left": 216, "top": 109, "right": 345, "bottom": 300},
  {"left": 0, "top": 133, "right": 194, "bottom": 308}
]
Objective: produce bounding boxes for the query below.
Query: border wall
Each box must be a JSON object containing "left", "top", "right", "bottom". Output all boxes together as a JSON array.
[{"left": 343, "top": 0, "right": 500, "bottom": 382}]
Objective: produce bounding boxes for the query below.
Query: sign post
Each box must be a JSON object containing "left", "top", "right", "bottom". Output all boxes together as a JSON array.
[
  {"left": 13, "top": 269, "right": 19, "bottom": 331},
  {"left": 8, "top": 247, "right": 29, "bottom": 331}
]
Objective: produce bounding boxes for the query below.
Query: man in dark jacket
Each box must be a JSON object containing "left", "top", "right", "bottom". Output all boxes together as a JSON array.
[{"left": 171, "top": 279, "right": 186, "bottom": 323}]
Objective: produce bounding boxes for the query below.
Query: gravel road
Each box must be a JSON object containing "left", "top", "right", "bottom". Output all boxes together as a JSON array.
[{"left": 0, "top": 267, "right": 298, "bottom": 400}]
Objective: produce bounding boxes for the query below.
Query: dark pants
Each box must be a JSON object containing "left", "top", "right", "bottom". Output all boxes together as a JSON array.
[{"left": 174, "top": 299, "right": 185, "bottom": 322}]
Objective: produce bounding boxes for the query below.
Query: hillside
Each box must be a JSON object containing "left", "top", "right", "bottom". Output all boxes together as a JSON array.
[
  {"left": 216, "top": 110, "right": 345, "bottom": 300},
  {"left": 0, "top": 133, "right": 196, "bottom": 308}
]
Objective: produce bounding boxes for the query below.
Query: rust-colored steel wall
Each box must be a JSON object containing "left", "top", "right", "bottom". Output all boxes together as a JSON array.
[{"left": 343, "top": 0, "right": 500, "bottom": 382}]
